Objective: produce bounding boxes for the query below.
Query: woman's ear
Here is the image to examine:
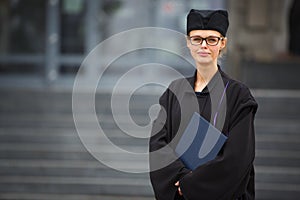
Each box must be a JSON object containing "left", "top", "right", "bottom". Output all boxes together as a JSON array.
[
  {"left": 186, "top": 36, "right": 191, "bottom": 49},
  {"left": 220, "top": 37, "right": 227, "bottom": 49},
  {"left": 219, "top": 37, "right": 228, "bottom": 57}
]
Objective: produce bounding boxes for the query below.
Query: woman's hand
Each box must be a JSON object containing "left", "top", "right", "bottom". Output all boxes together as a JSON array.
[{"left": 175, "top": 181, "right": 183, "bottom": 196}]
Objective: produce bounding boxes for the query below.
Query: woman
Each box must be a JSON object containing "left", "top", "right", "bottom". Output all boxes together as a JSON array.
[{"left": 149, "top": 9, "right": 258, "bottom": 200}]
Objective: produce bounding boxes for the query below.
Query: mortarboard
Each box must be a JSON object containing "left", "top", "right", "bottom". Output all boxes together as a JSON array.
[{"left": 187, "top": 9, "right": 229, "bottom": 36}]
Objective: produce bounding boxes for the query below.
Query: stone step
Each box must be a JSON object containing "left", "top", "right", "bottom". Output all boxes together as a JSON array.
[
  {"left": 0, "top": 166, "right": 148, "bottom": 179},
  {"left": 255, "top": 96, "right": 300, "bottom": 119},
  {"left": 1, "top": 133, "right": 299, "bottom": 152},
  {"left": 255, "top": 166, "right": 300, "bottom": 184},
  {"left": 0, "top": 90, "right": 159, "bottom": 114},
  {"left": 0, "top": 193, "right": 154, "bottom": 200},
  {"left": 1, "top": 89, "right": 300, "bottom": 118},
  {"left": 255, "top": 121, "right": 300, "bottom": 135},
  {"left": 255, "top": 150, "right": 300, "bottom": 168},
  {"left": 0, "top": 176, "right": 153, "bottom": 196},
  {"left": 242, "top": 61, "right": 300, "bottom": 89},
  {"left": 256, "top": 183, "right": 300, "bottom": 200}
]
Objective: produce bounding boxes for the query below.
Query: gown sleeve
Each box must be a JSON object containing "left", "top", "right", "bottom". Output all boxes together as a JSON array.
[
  {"left": 179, "top": 86, "right": 258, "bottom": 200},
  {"left": 149, "top": 87, "right": 191, "bottom": 200}
]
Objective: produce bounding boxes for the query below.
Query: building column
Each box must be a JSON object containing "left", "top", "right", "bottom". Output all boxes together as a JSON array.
[
  {"left": 80, "top": 0, "right": 103, "bottom": 83},
  {"left": 45, "top": 0, "right": 60, "bottom": 85}
]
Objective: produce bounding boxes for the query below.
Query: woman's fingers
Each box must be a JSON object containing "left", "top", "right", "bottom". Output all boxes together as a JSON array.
[{"left": 175, "top": 181, "right": 183, "bottom": 196}]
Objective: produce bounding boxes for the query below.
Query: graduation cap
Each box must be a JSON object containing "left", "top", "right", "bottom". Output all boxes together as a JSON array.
[{"left": 187, "top": 9, "right": 229, "bottom": 36}]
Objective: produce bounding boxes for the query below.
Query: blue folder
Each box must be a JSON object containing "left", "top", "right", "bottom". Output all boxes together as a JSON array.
[{"left": 175, "top": 112, "right": 227, "bottom": 170}]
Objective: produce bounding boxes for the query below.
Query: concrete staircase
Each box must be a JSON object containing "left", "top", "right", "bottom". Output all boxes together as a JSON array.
[
  {"left": 253, "top": 90, "right": 300, "bottom": 200},
  {"left": 0, "top": 75, "right": 300, "bottom": 199},
  {"left": 0, "top": 89, "right": 156, "bottom": 199},
  {"left": 243, "top": 60, "right": 300, "bottom": 199}
]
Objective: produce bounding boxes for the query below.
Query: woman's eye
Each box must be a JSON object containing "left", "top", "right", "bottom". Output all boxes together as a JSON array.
[
  {"left": 192, "top": 38, "right": 202, "bottom": 42},
  {"left": 207, "top": 38, "right": 218, "bottom": 43}
]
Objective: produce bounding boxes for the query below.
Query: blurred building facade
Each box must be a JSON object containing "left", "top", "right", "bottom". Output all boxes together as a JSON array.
[
  {"left": 2, "top": 0, "right": 296, "bottom": 89},
  {"left": 0, "top": 0, "right": 226, "bottom": 88}
]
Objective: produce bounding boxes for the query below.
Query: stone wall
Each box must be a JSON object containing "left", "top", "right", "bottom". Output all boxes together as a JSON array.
[{"left": 226, "top": 0, "right": 292, "bottom": 77}]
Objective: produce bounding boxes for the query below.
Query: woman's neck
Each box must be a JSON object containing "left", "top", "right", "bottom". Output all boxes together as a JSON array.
[{"left": 194, "top": 63, "right": 218, "bottom": 92}]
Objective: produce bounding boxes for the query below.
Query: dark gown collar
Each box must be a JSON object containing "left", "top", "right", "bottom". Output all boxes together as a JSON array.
[{"left": 185, "top": 65, "right": 227, "bottom": 94}]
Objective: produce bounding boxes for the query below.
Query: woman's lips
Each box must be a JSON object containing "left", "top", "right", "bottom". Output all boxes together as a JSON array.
[{"left": 197, "top": 52, "right": 210, "bottom": 57}]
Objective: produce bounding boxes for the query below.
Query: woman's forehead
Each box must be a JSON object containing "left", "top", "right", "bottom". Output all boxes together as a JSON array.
[{"left": 189, "top": 30, "right": 221, "bottom": 37}]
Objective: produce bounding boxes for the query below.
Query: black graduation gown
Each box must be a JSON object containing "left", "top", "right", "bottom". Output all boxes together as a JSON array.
[
  {"left": 149, "top": 68, "right": 258, "bottom": 200},
  {"left": 289, "top": 0, "right": 300, "bottom": 55}
]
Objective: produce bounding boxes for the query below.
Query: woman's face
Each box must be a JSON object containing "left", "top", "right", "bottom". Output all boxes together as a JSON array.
[{"left": 187, "top": 30, "right": 226, "bottom": 66}]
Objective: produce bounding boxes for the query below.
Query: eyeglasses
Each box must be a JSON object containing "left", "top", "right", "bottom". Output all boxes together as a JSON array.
[{"left": 189, "top": 36, "right": 224, "bottom": 46}]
